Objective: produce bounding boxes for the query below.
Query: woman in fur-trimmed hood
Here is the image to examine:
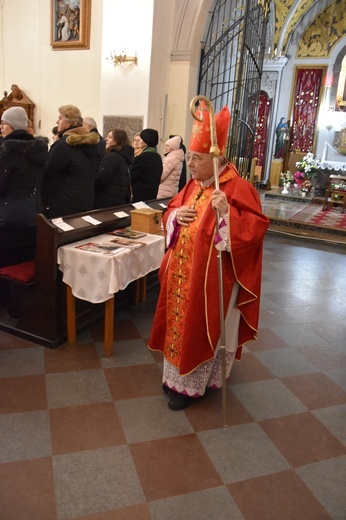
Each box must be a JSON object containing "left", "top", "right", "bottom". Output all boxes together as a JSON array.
[{"left": 42, "top": 104, "right": 100, "bottom": 218}]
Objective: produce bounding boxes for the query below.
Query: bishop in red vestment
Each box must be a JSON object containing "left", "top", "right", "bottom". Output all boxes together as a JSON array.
[{"left": 148, "top": 102, "right": 269, "bottom": 410}]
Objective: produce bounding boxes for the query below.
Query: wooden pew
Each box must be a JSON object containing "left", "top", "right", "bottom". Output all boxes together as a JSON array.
[{"left": 0, "top": 199, "right": 170, "bottom": 348}]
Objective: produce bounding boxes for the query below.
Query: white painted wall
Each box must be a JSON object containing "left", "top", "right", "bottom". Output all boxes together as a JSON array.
[
  {"left": 166, "top": 61, "right": 191, "bottom": 144},
  {"left": 0, "top": 0, "right": 169, "bottom": 144},
  {"left": 100, "top": 0, "right": 155, "bottom": 129},
  {"left": 0, "top": 0, "right": 103, "bottom": 141}
]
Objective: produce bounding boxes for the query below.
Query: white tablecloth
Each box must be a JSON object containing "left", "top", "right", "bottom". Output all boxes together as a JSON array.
[{"left": 57, "top": 233, "right": 165, "bottom": 303}]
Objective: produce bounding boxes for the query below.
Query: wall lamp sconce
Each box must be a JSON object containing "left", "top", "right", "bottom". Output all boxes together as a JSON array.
[{"left": 107, "top": 50, "right": 138, "bottom": 67}]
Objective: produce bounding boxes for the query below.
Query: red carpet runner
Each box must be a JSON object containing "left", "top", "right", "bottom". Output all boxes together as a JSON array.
[{"left": 289, "top": 203, "right": 346, "bottom": 230}]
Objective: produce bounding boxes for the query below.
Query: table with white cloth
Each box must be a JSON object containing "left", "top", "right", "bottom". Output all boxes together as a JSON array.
[{"left": 57, "top": 232, "right": 165, "bottom": 357}]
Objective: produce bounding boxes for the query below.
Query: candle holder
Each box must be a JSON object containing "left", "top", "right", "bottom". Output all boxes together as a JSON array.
[{"left": 107, "top": 50, "right": 138, "bottom": 67}]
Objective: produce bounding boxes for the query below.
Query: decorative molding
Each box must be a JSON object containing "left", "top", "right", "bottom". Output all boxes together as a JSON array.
[
  {"left": 280, "top": 0, "right": 316, "bottom": 53},
  {"left": 102, "top": 116, "right": 143, "bottom": 141},
  {"left": 0, "top": 85, "right": 35, "bottom": 131},
  {"left": 297, "top": 0, "right": 346, "bottom": 58},
  {"left": 171, "top": 50, "right": 191, "bottom": 61},
  {"left": 274, "top": 0, "right": 293, "bottom": 50},
  {"left": 261, "top": 71, "right": 279, "bottom": 98}
]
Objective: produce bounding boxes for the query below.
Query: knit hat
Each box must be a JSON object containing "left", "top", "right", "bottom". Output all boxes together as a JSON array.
[
  {"left": 140, "top": 128, "right": 159, "bottom": 147},
  {"left": 58, "top": 104, "right": 83, "bottom": 128},
  {"left": 1, "top": 106, "right": 28, "bottom": 131},
  {"left": 189, "top": 101, "right": 230, "bottom": 155},
  {"left": 165, "top": 135, "right": 181, "bottom": 150}
]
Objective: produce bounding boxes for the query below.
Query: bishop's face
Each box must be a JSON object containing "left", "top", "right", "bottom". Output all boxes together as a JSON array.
[{"left": 187, "top": 151, "right": 213, "bottom": 182}]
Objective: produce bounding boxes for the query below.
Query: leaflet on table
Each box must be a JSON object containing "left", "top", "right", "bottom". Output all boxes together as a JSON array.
[
  {"left": 75, "top": 242, "right": 125, "bottom": 255},
  {"left": 51, "top": 218, "right": 74, "bottom": 231},
  {"left": 108, "top": 228, "right": 147, "bottom": 239},
  {"left": 113, "top": 210, "right": 129, "bottom": 218},
  {"left": 81, "top": 215, "right": 102, "bottom": 225},
  {"left": 132, "top": 201, "right": 151, "bottom": 209}
]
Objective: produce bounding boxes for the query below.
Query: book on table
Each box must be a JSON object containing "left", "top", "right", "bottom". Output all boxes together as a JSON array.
[
  {"left": 75, "top": 242, "right": 125, "bottom": 255},
  {"left": 108, "top": 228, "right": 147, "bottom": 239},
  {"left": 108, "top": 237, "right": 145, "bottom": 248}
]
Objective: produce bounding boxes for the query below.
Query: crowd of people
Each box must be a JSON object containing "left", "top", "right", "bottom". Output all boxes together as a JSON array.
[
  {"left": 0, "top": 103, "right": 187, "bottom": 267},
  {"left": 1, "top": 100, "right": 269, "bottom": 412}
]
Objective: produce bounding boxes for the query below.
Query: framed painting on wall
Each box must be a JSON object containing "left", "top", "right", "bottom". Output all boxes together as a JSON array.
[{"left": 50, "top": 0, "right": 91, "bottom": 50}]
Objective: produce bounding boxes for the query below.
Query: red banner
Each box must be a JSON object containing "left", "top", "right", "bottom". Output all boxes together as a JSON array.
[{"left": 290, "top": 68, "right": 323, "bottom": 153}]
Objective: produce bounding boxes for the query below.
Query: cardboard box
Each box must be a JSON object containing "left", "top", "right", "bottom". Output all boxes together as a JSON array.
[{"left": 130, "top": 208, "right": 162, "bottom": 234}]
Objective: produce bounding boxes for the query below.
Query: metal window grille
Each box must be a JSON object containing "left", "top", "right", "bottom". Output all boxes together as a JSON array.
[{"left": 198, "top": 0, "right": 270, "bottom": 178}]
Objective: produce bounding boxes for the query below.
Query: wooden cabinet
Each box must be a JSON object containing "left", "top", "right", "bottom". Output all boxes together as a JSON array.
[{"left": 322, "top": 175, "right": 346, "bottom": 212}]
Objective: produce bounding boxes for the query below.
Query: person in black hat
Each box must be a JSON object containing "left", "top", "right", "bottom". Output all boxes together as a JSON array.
[{"left": 130, "top": 128, "right": 163, "bottom": 202}]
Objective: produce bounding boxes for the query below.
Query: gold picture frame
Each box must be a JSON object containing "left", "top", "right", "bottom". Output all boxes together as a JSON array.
[{"left": 51, "top": 0, "right": 91, "bottom": 50}]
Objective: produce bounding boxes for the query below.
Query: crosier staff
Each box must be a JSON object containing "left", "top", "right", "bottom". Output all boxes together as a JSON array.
[{"left": 190, "top": 95, "right": 228, "bottom": 429}]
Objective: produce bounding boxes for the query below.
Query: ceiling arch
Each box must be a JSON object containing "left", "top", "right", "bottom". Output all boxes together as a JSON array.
[
  {"left": 170, "top": 0, "right": 345, "bottom": 61},
  {"left": 273, "top": 0, "right": 344, "bottom": 57}
]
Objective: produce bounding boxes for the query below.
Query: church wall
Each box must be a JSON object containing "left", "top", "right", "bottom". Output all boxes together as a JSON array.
[
  {"left": 147, "top": 0, "right": 176, "bottom": 154},
  {"left": 0, "top": 0, "right": 175, "bottom": 146},
  {"left": 163, "top": 0, "right": 214, "bottom": 155},
  {"left": 100, "top": 0, "right": 157, "bottom": 136},
  {"left": 166, "top": 61, "right": 191, "bottom": 144},
  {"left": 276, "top": 40, "right": 346, "bottom": 163},
  {"left": 0, "top": 0, "right": 241, "bottom": 157},
  {"left": 0, "top": 0, "right": 104, "bottom": 141}
]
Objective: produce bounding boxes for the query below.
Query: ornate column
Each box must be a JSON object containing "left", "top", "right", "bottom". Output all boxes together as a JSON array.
[{"left": 261, "top": 56, "right": 288, "bottom": 182}]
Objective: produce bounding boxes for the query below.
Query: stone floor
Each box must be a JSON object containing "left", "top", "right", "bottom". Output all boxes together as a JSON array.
[
  {"left": 262, "top": 186, "right": 315, "bottom": 220},
  {"left": 261, "top": 187, "right": 346, "bottom": 244},
  {"left": 0, "top": 229, "right": 345, "bottom": 519}
]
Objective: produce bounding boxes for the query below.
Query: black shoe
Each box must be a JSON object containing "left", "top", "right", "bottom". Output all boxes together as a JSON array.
[
  {"left": 162, "top": 384, "right": 170, "bottom": 395},
  {"left": 168, "top": 390, "right": 193, "bottom": 411}
]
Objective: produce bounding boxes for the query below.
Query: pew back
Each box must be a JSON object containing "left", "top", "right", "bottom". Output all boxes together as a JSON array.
[{"left": 0, "top": 199, "right": 170, "bottom": 347}]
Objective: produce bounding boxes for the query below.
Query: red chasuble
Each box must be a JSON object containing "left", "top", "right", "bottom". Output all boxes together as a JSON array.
[{"left": 148, "top": 164, "right": 269, "bottom": 375}]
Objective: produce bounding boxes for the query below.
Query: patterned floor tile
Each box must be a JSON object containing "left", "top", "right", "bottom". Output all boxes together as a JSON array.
[
  {"left": 260, "top": 412, "right": 346, "bottom": 467},
  {"left": 228, "top": 470, "right": 331, "bottom": 520}
]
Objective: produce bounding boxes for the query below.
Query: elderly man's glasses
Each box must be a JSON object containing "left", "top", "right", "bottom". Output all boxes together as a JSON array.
[{"left": 186, "top": 153, "right": 207, "bottom": 163}]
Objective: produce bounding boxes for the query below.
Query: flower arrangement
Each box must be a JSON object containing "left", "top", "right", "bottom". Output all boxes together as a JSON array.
[
  {"left": 280, "top": 171, "right": 293, "bottom": 186},
  {"left": 295, "top": 153, "right": 321, "bottom": 180},
  {"left": 293, "top": 171, "right": 305, "bottom": 183}
]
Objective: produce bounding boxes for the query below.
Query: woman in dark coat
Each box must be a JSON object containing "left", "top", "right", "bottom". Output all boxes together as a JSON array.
[
  {"left": 95, "top": 129, "right": 133, "bottom": 208},
  {"left": 42, "top": 104, "right": 100, "bottom": 218},
  {"left": 130, "top": 128, "right": 163, "bottom": 202},
  {"left": 0, "top": 107, "right": 48, "bottom": 267}
]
